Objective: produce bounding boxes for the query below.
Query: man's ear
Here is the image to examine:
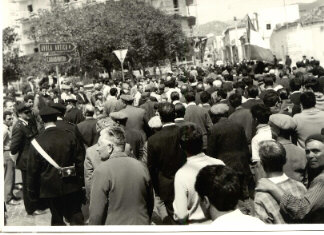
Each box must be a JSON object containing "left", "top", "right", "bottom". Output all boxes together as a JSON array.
[{"left": 203, "top": 195, "right": 210, "bottom": 209}]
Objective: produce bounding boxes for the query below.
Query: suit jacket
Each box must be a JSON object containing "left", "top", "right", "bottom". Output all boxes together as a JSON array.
[
  {"left": 229, "top": 106, "right": 256, "bottom": 144},
  {"left": 125, "top": 128, "right": 145, "bottom": 160},
  {"left": 241, "top": 98, "right": 264, "bottom": 109},
  {"left": 140, "top": 100, "right": 156, "bottom": 123},
  {"left": 84, "top": 144, "right": 103, "bottom": 199},
  {"left": 121, "top": 105, "right": 148, "bottom": 140},
  {"left": 27, "top": 127, "right": 84, "bottom": 199},
  {"left": 89, "top": 153, "right": 153, "bottom": 225},
  {"left": 147, "top": 125, "right": 186, "bottom": 208},
  {"left": 76, "top": 93, "right": 90, "bottom": 105},
  {"left": 10, "top": 118, "right": 38, "bottom": 171},
  {"left": 22, "top": 82, "right": 35, "bottom": 95},
  {"left": 77, "top": 118, "right": 99, "bottom": 147},
  {"left": 184, "top": 103, "right": 213, "bottom": 150},
  {"left": 64, "top": 107, "right": 85, "bottom": 124},
  {"left": 207, "top": 118, "right": 251, "bottom": 175},
  {"left": 278, "top": 137, "right": 307, "bottom": 183}
]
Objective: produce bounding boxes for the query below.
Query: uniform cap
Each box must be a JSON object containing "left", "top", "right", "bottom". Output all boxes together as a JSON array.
[
  {"left": 39, "top": 106, "right": 61, "bottom": 116},
  {"left": 50, "top": 102, "right": 66, "bottom": 114},
  {"left": 210, "top": 103, "right": 229, "bottom": 115}
]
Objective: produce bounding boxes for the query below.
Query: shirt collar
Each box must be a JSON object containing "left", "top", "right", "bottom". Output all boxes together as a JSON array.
[
  {"left": 187, "top": 152, "right": 206, "bottom": 161},
  {"left": 57, "top": 117, "right": 63, "bottom": 120},
  {"left": 174, "top": 118, "right": 184, "bottom": 122},
  {"left": 187, "top": 102, "right": 196, "bottom": 106},
  {"left": 19, "top": 118, "right": 28, "bottom": 126},
  {"left": 162, "top": 123, "right": 175, "bottom": 128},
  {"left": 268, "top": 173, "right": 289, "bottom": 184}
]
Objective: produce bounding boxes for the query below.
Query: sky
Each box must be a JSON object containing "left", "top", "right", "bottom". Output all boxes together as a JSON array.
[
  {"left": 195, "top": 0, "right": 317, "bottom": 25},
  {"left": 1, "top": 0, "right": 318, "bottom": 29}
]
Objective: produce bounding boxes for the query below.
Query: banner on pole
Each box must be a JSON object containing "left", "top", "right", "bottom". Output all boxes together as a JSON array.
[{"left": 113, "top": 49, "right": 128, "bottom": 63}]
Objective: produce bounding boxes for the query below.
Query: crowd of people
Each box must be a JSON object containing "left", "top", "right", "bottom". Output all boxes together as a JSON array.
[{"left": 3, "top": 54, "right": 324, "bottom": 226}]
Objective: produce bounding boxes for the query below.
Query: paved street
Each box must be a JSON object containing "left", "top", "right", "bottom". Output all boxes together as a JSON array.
[{"left": 5, "top": 189, "right": 51, "bottom": 226}]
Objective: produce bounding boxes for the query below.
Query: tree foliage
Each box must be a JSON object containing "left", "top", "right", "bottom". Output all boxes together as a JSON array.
[
  {"left": 26, "top": 0, "right": 189, "bottom": 78},
  {"left": 3, "top": 27, "right": 21, "bottom": 84}
]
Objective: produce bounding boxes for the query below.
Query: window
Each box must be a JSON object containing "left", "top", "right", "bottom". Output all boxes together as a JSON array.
[
  {"left": 27, "top": 4, "right": 33, "bottom": 12},
  {"left": 266, "top": 24, "right": 271, "bottom": 30},
  {"left": 34, "top": 47, "right": 39, "bottom": 53},
  {"left": 173, "top": 0, "right": 179, "bottom": 9},
  {"left": 64, "top": 0, "right": 70, "bottom": 3}
]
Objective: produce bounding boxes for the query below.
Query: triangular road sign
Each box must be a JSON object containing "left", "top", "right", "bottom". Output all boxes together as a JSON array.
[{"left": 113, "top": 49, "right": 128, "bottom": 63}]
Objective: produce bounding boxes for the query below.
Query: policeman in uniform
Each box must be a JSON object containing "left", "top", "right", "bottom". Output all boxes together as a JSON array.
[
  {"left": 10, "top": 103, "right": 45, "bottom": 215},
  {"left": 27, "top": 106, "right": 85, "bottom": 225}
]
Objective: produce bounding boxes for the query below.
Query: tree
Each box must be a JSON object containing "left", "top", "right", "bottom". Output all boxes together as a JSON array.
[
  {"left": 3, "top": 27, "right": 21, "bottom": 84},
  {"left": 25, "top": 0, "right": 189, "bottom": 78}
]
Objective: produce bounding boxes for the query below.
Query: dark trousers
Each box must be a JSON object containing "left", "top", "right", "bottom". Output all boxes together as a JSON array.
[
  {"left": 21, "top": 170, "right": 38, "bottom": 214},
  {"left": 48, "top": 191, "right": 84, "bottom": 226},
  {"left": 4, "top": 155, "right": 15, "bottom": 203}
]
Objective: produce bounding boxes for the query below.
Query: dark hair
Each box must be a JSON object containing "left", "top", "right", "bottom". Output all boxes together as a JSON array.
[
  {"left": 278, "top": 88, "right": 289, "bottom": 100},
  {"left": 300, "top": 91, "right": 316, "bottom": 109},
  {"left": 180, "top": 85, "right": 189, "bottom": 95},
  {"left": 263, "top": 90, "right": 280, "bottom": 108},
  {"left": 3, "top": 111, "right": 12, "bottom": 120},
  {"left": 179, "top": 124, "right": 203, "bottom": 155},
  {"left": 171, "top": 91, "right": 180, "bottom": 102},
  {"left": 251, "top": 104, "right": 271, "bottom": 124},
  {"left": 184, "top": 91, "right": 196, "bottom": 103},
  {"left": 110, "top": 88, "right": 118, "bottom": 96},
  {"left": 200, "top": 91, "right": 211, "bottom": 104},
  {"left": 175, "top": 103, "right": 186, "bottom": 118},
  {"left": 158, "top": 102, "right": 175, "bottom": 123},
  {"left": 289, "top": 78, "right": 302, "bottom": 91},
  {"left": 264, "top": 75, "right": 274, "bottom": 87},
  {"left": 24, "top": 94, "right": 34, "bottom": 102},
  {"left": 195, "top": 165, "right": 241, "bottom": 211},
  {"left": 247, "top": 85, "right": 259, "bottom": 98},
  {"left": 228, "top": 93, "right": 242, "bottom": 108},
  {"left": 217, "top": 89, "right": 227, "bottom": 99},
  {"left": 242, "top": 77, "right": 253, "bottom": 87},
  {"left": 259, "top": 140, "right": 286, "bottom": 173},
  {"left": 305, "top": 78, "right": 321, "bottom": 92}
]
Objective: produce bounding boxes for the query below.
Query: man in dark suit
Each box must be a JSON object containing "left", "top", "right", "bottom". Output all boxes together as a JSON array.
[
  {"left": 140, "top": 92, "right": 157, "bottom": 123},
  {"left": 75, "top": 84, "right": 90, "bottom": 105},
  {"left": 184, "top": 91, "right": 213, "bottom": 151},
  {"left": 241, "top": 85, "right": 263, "bottom": 109},
  {"left": 64, "top": 98, "right": 85, "bottom": 124},
  {"left": 22, "top": 76, "right": 36, "bottom": 95},
  {"left": 120, "top": 94, "right": 148, "bottom": 141},
  {"left": 27, "top": 106, "right": 85, "bottom": 225},
  {"left": 289, "top": 78, "right": 302, "bottom": 116},
  {"left": 77, "top": 104, "right": 99, "bottom": 148},
  {"left": 207, "top": 103, "right": 252, "bottom": 198},
  {"left": 10, "top": 103, "right": 43, "bottom": 215},
  {"left": 147, "top": 102, "right": 186, "bottom": 224},
  {"left": 39, "top": 72, "right": 58, "bottom": 88},
  {"left": 300, "top": 55, "right": 310, "bottom": 67}
]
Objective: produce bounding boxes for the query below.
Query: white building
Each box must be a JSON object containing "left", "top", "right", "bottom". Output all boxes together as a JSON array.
[{"left": 248, "top": 4, "right": 300, "bottom": 49}]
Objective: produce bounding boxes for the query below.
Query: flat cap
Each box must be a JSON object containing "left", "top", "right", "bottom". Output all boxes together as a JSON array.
[
  {"left": 210, "top": 103, "right": 229, "bottom": 115},
  {"left": 305, "top": 134, "right": 324, "bottom": 144},
  {"left": 148, "top": 116, "right": 162, "bottom": 129},
  {"left": 39, "top": 106, "right": 61, "bottom": 116},
  {"left": 16, "top": 103, "right": 31, "bottom": 113},
  {"left": 269, "top": 114, "right": 296, "bottom": 130},
  {"left": 50, "top": 102, "right": 66, "bottom": 114},
  {"left": 110, "top": 111, "right": 128, "bottom": 121},
  {"left": 120, "top": 94, "right": 134, "bottom": 102}
]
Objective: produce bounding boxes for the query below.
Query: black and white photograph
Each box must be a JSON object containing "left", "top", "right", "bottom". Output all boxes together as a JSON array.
[{"left": 1, "top": 0, "right": 324, "bottom": 232}]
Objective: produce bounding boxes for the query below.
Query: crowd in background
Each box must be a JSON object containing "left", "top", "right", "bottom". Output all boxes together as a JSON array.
[{"left": 3, "top": 54, "right": 324, "bottom": 225}]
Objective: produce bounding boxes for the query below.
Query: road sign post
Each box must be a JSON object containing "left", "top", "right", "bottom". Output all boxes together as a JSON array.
[{"left": 113, "top": 49, "right": 128, "bottom": 81}]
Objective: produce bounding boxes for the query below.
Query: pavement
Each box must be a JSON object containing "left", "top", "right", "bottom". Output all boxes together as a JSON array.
[{"left": 5, "top": 188, "right": 51, "bottom": 226}]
